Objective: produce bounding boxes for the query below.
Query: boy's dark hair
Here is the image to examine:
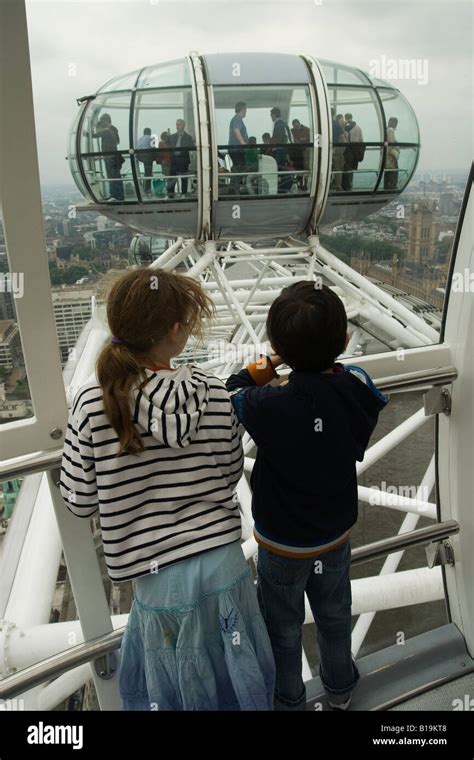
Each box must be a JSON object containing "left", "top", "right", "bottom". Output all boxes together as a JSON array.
[{"left": 266, "top": 282, "right": 347, "bottom": 371}]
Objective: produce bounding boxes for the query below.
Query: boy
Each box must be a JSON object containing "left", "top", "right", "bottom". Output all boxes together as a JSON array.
[{"left": 226, "top": 282, "right": 388, "bottom": 711}]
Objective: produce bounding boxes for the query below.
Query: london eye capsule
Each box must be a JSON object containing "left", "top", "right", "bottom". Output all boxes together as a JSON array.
[{"left": 68, "top": 52, "right": 420, "bottom": 241}]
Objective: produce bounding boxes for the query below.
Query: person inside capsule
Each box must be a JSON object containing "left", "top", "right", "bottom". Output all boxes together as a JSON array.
[
  {"left": 92, "top": 112, "right": 125, "bottom": 201},
  {"left": 384, "top": 117, "right": 400, "bottom": 190},
  {"left": 166, "top": 119, "right": 195, "bottom": 198},
  {"left": 228, "top": 101, "right": 248, "bottom": 195},
  {"left": 270, "top": 106, "right": 292, "bottom": 194}
]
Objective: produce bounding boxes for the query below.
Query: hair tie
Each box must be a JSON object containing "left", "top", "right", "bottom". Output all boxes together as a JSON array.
[{"left": 111, "top": 335, "right": 124, "bottom": 344}]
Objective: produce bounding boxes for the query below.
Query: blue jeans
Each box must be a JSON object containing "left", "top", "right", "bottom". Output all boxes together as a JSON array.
[{"left": 257, "top": 540, "right": 359, "bottom": 710}]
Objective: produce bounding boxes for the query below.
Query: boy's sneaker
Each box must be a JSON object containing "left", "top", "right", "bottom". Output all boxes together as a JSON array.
[{"left": 328, "top": 694, "right": 352, "bottom": 711}]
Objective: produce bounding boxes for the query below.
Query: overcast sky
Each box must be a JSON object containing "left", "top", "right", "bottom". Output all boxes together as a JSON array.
[{"left": 25, "top": 0, "right": 472, "bottom": 185}]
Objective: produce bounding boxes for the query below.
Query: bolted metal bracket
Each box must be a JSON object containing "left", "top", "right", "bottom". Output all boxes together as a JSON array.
[
  {"left": 50, "top": 467, "right": 61, "bottom": 488},
  {"left": 94, "top": 652, "right": 117, "bottom": 680},
  {"left": 423, "top": 386, "right": 451, "bottom": 417},
  {"left": 426, "top": 539, "right": 455, "bottom": 568}
]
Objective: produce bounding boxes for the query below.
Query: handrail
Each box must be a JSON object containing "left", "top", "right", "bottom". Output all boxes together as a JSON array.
[
  {"left": 0, "top": 449, "right": 64, "bottom": 482},
  {"left": 0, "top": 627, "right": 125, "bottom": 702},
  {"left": 373, "top": 366, "right": 457, "bottom": 393},
  {"left": 0, "top": 366, "right": 458, "bottom": 484},
  {"left": 0, "top": 519, "right": 459, "bottom": 701},
  {"left": 350, "top": 518, "right": 459, "bottom": 565}
]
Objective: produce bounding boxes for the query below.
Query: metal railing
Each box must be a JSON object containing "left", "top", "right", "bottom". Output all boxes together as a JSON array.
[
  {"left": 0, "top": 627, "right": 125, "bottom": 702},
  {"left": 0, "top": 366, "right": 458, "bottom": 484},
  {"left": 0, "top": 518, "right": 459, "bottom": 701},
  {"left": 372, "top": 366, "right": 457, "bottom": 394},
  {"left": 0, "top": 448, "right": 64, "bottom": 482},
  {"left": 350, "top": 519, "right": 459, "bottom": 565}
]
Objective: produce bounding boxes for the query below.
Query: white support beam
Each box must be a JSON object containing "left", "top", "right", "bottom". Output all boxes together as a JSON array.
[
  {"left": 2, "top": 474, "right": 61, "bottom": 629},
  {"left": 357, "top": 408, "right": 430, "bottom": 476},
  {"left": 46, "top": 474, "right": 122, "bottom": 710},
  {"left": 302, "top": 566, "right": 444, "bottom": 624},
  {"left": 352, "top": 458, "right": 436, "bottom": 656},
  {"left": 0, "top": 0, "right": 68, "bottom": 459},
  {"left": 150, "top": 237, "right": 184, "bottom": 269},
  {"left": 357, "top": 485, "right": 436, "bottom": 519},
  {"left": 309, "top": 236, "right": 439, "bottom": 343}
]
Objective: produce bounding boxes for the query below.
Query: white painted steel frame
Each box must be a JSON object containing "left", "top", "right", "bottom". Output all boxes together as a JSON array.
[
  {"left": 0, "top": 0, "right": 68, "bottom": 460},
  {"left": 0, "top": 238, "right": 458, "bottom": 708},
  {"left": 1, "top": 1, "right": 471, "bottom": 708},
  {"left": 303, "top": 56, "right": 332, "bottom": 231},
  {"left": 437, "top": 169, "right": 474, "bottom": 657}
]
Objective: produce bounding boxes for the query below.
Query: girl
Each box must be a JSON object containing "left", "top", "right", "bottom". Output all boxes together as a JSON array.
[{"left": 59, "top": 267, "right": 275, "bottom": 710}]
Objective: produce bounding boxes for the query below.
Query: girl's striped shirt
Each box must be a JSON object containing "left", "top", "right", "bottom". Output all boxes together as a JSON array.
[{"left": 59, "top": 364, "right": 244, "bottom": 582}]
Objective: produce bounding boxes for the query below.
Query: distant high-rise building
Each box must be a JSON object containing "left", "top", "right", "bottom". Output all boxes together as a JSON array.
[
  {"left": 57, "top": 219, "right": 75, "bottom": 237},
  {"left": 54, "top": 243, "right": 75, "bottom": 261},
  {"left": 44, "top": 216, "right": 56, "bottom": 236},
  {"left": 0, "top": 251, "right": 16, "bottom": 320},
  {"left": 408, "top": 201, "right": 437, "bottom": 263},
  {"left": 0, "top": 291, "right": 15, "bottom": 321},
  {"left": 96, "top": 216, "right": 109, "bottom": 232},
  {"left": 439, "top": 193, "right": 455, "bottom": 216},
  {"left": 0, "top": 320, "right": 22, "bottom": 369},
  {"left": 52, "top": 287, "right": 94, "bottom": 365}
]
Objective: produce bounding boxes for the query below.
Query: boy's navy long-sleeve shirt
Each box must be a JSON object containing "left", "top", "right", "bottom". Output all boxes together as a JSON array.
[{"left": 226, "top": 360, "right": 388, "bottom": 557}]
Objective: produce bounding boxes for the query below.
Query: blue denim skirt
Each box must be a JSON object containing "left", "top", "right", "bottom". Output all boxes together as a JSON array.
[{"left": 119, "top": 541, "right": 275, "bottom": 711}]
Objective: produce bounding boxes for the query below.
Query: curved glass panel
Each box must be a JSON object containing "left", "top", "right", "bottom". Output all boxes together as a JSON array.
[
  {"left": 80, "top": 154, "right": 108, "bottom": 201},
  {"left": 328, "top": 86, "right": 384, "bottom": 142},
  {"left": 319, "top": 59, "right": 372, "bottom": 86},
  {"left": 395, "top": 146, "right": 418, "bottom": 189},
  {"left": 129, "top": 236, "right": 169, "bottom": 266},
  {"left": 68, "top": 104, "right": 88, "bottom": 197},
  {"left": 78, "top": 94, "right": 131, "bottom": 202},
  {"left": 136, "top": 59, "right": 191, "bottom": 89},
  {"left": 133, "top": 89, "right": 197, "bottom": 202},
  {"left": 328, "top": 88, "right": 383, "bottom": 193},
  {"left": 80, "top": 93, "right": 131, "bottom": 155},
  {"left": 377, "top": 89, "right": 419, "bottom": 143},
  {"left": 369, "top": 75, "right": 394, "bottom": 88},
  {"left": 98, "top": 69, "right": 141, "bottom": 93},
  {"left": 204, "top": 52, "right": 310, "bottom": 85},
  {"left": 68, "top": 103, "right": 84, "bottom": 157},
  {"left": 81, "top": 152, "right": 136, "bottom": 202},
  {"left": 351, "top": 145, "right": 383, "bottom": 190},
  {"left": 68, "top": 155, "right": 88, "bottom": 197},
  {"left": 380, "top": 145, "right": 418, "bottom": 192},
  {"left": 118, "top": 155, "right": 139, "bottom": 201},
  {"left": 213, "top": 85, "right": 314, "bottom": 199},
  {"left": 331, "top": 146, "right": 382, "bottom": 192}
]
